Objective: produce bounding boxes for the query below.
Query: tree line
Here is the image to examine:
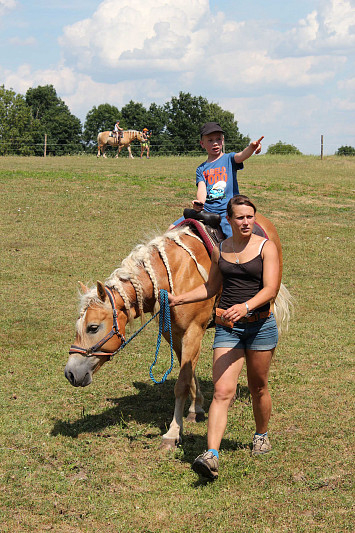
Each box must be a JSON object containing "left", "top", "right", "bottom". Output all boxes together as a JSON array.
[
  {"left": 1, "top": 84, "right": 353, "bottom": 157},
  {"left": 0, "top": 84, "right": 250, "bottom": 156}
]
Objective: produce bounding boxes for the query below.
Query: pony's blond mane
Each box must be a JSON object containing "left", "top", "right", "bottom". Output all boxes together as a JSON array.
[{"left": 78, "top": 226, "right": 207, "bottom": 327}]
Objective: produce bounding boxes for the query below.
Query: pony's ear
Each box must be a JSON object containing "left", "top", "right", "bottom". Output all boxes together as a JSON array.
[
  {"left": 78, "top": 281, "right": 89, "bottom": 294},
  {"left": 97, "top": 281, "right": 107, "bottom": 302}
]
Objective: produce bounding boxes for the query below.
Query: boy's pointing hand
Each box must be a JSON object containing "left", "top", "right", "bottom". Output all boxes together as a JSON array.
[{"left": 251, "top": 136, "right": 264, "bottom": 154}]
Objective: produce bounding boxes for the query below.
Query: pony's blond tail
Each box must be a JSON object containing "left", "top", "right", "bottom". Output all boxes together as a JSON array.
[{"left": 273, "top": 283, "right": 294, "bottom": 336}]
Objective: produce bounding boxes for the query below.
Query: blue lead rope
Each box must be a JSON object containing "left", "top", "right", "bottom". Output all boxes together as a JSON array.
[
  {"left": 149, "top": 289, "right": 174, "bottom": 384},
  {"left": 116, "top": 289, "right": 174, "bottom": 384}
]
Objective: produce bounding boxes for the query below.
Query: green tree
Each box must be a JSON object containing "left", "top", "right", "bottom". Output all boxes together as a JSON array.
[
  {"left": 120, "top": 100, "right": 149, "bottom": 130},
  {"left": 164, "top": 92, "right": 209, "bottom": 154},
  {"left": 26, "top": 85, "right": 82, "bottom": 155},
  {"left": 336, "top": 145, "right": 355, "bottom": 156},
  {"left": 163, "top": 92, "right": 249, "bottom": 155},
  {"left": 145, "top": 102, "right": 172, "bottom": 155},
  {"left": 266, "top": 141, "right": 302, "bottom": 155},
  {"left": 0, "top": 85, "right": 35, "bottom": 155},
  {"left": 83, "top": 103, "right": 121, "bottom": 150}
]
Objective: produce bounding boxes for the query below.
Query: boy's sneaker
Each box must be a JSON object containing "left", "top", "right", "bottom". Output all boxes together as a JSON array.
[
  {"left": 252, "top": 434, "right": 272, "bottom": 456},
  {"left": 192, "top": 451, "right": 219, "bottom": 480}
]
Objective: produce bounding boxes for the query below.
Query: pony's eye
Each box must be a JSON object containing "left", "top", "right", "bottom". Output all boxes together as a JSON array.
[{"left": 87, "top": 324, "right": 100, "bottom": 334}]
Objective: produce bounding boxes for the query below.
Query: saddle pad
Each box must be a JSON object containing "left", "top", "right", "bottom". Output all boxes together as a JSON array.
[{"left": 176, "top": 219, "right": 219, "bottom": 255}]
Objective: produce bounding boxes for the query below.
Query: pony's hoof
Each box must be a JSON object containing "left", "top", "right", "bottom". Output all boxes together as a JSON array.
[
  {"left": 160, "top": 437, "right": 181, "bottom": 450},
  {"left": 186, "top": 412, "right": 205, "bottom": 423}
]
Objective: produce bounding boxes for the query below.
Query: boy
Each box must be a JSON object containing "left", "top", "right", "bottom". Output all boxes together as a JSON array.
[
  {"left": 113, "top": 120, "right": 123, "bottom": 142},
  {"left": 170, "top": 122, "right": 263, "bottom": 237}
]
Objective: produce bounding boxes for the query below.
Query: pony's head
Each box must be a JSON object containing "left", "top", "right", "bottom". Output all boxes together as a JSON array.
[
  {"left": 137, "top": 130, "right": 145, "bottom": 142},
  {"left": 64, "top": 281, "right": 128, "bottom": 387}
]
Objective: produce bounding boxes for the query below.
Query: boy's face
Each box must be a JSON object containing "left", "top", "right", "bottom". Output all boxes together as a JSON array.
[{"left": 200, "top": 132, "right": 224, "bottom": 157}]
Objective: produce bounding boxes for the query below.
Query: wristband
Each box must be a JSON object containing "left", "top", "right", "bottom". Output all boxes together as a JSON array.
[{"left": 245, "top": 302, "right": 249, "bottom": 312}]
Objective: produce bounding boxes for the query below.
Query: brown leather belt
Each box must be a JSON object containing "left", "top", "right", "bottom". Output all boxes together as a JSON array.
[{"left": 238, "top": 310, "right": 271, "bottom": 323}]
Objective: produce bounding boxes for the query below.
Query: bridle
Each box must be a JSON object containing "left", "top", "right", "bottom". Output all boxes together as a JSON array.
[{"left": 69, "top": 286, "right": 126, "bottom": 360}]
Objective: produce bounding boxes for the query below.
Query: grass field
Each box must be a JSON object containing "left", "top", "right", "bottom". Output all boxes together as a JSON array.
[{"left": 0, "top": 154, "right": 354, "bottom": 532}]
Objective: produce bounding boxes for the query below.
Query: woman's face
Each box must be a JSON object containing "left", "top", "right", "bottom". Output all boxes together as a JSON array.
[{"left": 227, "top": 204, "right": 255, "bottom": 236}]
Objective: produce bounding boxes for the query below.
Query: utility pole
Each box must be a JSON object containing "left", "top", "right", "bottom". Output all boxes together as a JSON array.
[
  {"left": 44, "top": 134, "right": 47, "bottom": 157},
  {"left": 320, "top": 135, "right": 323, "bottom": 160}
]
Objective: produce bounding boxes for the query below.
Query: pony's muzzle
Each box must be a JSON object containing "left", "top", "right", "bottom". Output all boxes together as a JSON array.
[{"left": 64, "top": 364, "right": 92, "bottom": 387}]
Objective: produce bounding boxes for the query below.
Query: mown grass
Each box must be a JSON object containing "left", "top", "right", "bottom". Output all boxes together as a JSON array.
[{"left": 0, "top": 154, "right": 354, "bottom": 532}]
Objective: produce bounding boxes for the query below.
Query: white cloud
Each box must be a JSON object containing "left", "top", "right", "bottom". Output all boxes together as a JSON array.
[
  {"left": 338, "top": 77, "right": 355, "bottom": 91},
  {"left": 59, "top": 0, "right": 211, "bottom": 73},
  {"left": 9, "top": 36, "right": 37, "bottom": 46},
  {"left": 0, "top": 0, "right": 16, "bottom": 17},
  {"left": 0, "top": 62, "right": 165, "bottom": 122},
  {"left": 276, "top": 0, "right": 355, "bottom": 56}
]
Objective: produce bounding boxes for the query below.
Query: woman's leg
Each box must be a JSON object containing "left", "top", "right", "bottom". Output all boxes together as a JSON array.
[
  {"left": 245, "top": 348, "right": 274, "bottom": 434},
  {"left": 207, "top": 347, "right": 245, "bottom": 451}
]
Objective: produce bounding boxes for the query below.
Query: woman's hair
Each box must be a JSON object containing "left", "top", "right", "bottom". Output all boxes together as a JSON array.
[{"left": 226, "top": 194, "right": 257, "bottom": 217}]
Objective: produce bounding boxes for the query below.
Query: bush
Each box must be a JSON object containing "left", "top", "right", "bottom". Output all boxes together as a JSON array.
[
  {"left": 266, "top": 141, "right": 302, "bottom": 155},
  {"left": 336, "top": 145, "right": 355, "bottom": 156}
]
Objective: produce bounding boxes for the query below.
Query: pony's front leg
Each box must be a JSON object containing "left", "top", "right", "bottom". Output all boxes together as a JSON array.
[
  {"left": 128, "top": 146, "right": 134, "bottom": 159},
  {"left": 186, "top": 372, "right": 205, "bottom": 423},
  {"left": 161, "top": 362, "right": 192, "bottom": 449},
  {"left": 161, "top": 328, "right": 203, "bottom": 449}
]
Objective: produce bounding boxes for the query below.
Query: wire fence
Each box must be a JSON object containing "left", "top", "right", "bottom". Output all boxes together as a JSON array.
[{"left": 0, "top": 136, "right": 350, "bottom": 157}]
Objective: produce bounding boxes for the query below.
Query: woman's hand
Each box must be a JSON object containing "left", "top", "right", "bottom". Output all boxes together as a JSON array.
[
  {"left": 165, "top": 292, "right": 178, "bottom": 307},
  {"left": 222, "top": 303, "right": 249, "bottom": 322}
]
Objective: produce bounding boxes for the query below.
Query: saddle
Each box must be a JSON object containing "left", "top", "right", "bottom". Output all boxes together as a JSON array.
[
  {"left": 109, "top": 132, "right": 121, "bottom": 143},
  {"left": 180, "top": 209, "right": 224, "bottom": 252}
]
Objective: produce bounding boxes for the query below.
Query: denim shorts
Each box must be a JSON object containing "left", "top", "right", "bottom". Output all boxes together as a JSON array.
[{"left": 212, "top": 313, "right": 278, "bottom": 351}]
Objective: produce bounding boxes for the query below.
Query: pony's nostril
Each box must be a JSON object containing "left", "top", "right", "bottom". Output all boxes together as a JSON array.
[{"left": 64, "top": 369, "right": 76, "bottom": 386}]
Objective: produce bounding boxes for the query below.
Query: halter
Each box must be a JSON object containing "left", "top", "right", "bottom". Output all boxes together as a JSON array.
[{"left": 69, "top": 286, "right": 126, "bottom": 360}]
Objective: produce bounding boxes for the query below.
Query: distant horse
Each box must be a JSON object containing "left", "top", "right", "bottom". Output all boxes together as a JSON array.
[
  {"left": 65, "top": 214, "right": 292, "bottom": 449},
  {"left": 97, "top": 130, "right": 145, "bottom": 158}
]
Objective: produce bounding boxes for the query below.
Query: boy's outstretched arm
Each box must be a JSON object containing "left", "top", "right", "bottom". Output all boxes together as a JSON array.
[{"left": 234, "top": 136, "right": 264, "bottom": 163}]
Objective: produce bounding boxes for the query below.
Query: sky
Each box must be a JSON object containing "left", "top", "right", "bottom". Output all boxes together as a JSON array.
[{"left": 0, "top": 0, "right": 354, "bottom": 155}]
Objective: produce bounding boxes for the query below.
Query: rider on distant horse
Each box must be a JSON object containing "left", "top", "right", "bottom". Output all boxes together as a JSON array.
[{"left": 113, "top": 121, "right": 123, "bottom": 143}]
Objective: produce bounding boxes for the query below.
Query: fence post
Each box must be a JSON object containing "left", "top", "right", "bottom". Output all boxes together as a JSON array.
[
  {"left": 320, "top": 135, "right": 323, "bottom": 160},
  {"left": 44, "top": 134, "right": 47, "bottom": 157}
]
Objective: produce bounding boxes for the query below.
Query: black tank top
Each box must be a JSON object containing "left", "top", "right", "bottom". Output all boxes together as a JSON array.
[{"left": 218, "top": 240, "right": 270, "bottom": 313}]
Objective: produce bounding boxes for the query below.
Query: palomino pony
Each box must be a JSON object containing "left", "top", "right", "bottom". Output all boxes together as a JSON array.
[
  {"left": 97, "top": 130, "right": 145, "bottom": 158},
  {"left": 65, "top": 214, "right": 292, "bottom": 449}
]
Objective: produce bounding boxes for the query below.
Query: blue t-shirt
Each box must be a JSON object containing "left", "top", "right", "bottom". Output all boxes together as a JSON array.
[{"left": 196, "top": 153, "right": 243, "bottom": 237}]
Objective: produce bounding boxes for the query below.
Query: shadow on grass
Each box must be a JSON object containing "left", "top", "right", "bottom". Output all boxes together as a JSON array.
[{"left": 52, "top": 378, "right": 252, "bottom": 465}]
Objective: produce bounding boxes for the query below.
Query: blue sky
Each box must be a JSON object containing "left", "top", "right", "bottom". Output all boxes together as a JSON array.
[{"left": 1, "top": 0, "right": 354, "bottom": 154}]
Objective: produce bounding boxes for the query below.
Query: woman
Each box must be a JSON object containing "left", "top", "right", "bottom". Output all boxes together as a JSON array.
[
  {"left": 140, "top": 128, "right": 151, "bottom": 158},
  {"left": 167, "top": 194, "right": 280, "bottom": 480}
]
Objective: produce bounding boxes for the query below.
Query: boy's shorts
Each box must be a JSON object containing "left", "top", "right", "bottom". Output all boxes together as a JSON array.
[{"left": 213, "top": 313, "right": 278, "bottom": 351}]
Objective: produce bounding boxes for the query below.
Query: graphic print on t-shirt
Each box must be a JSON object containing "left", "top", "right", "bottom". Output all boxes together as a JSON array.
[
  {"left": 206, "top": 180, "right": 227, "bottom": 201},
  {"left": 203, "top": 166, "right": 228, "bottom": 201}
]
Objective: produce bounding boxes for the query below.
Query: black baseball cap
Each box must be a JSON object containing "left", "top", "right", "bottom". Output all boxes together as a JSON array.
[{"left": 200, "top": 122, "right": 224, "bottom": 138}]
